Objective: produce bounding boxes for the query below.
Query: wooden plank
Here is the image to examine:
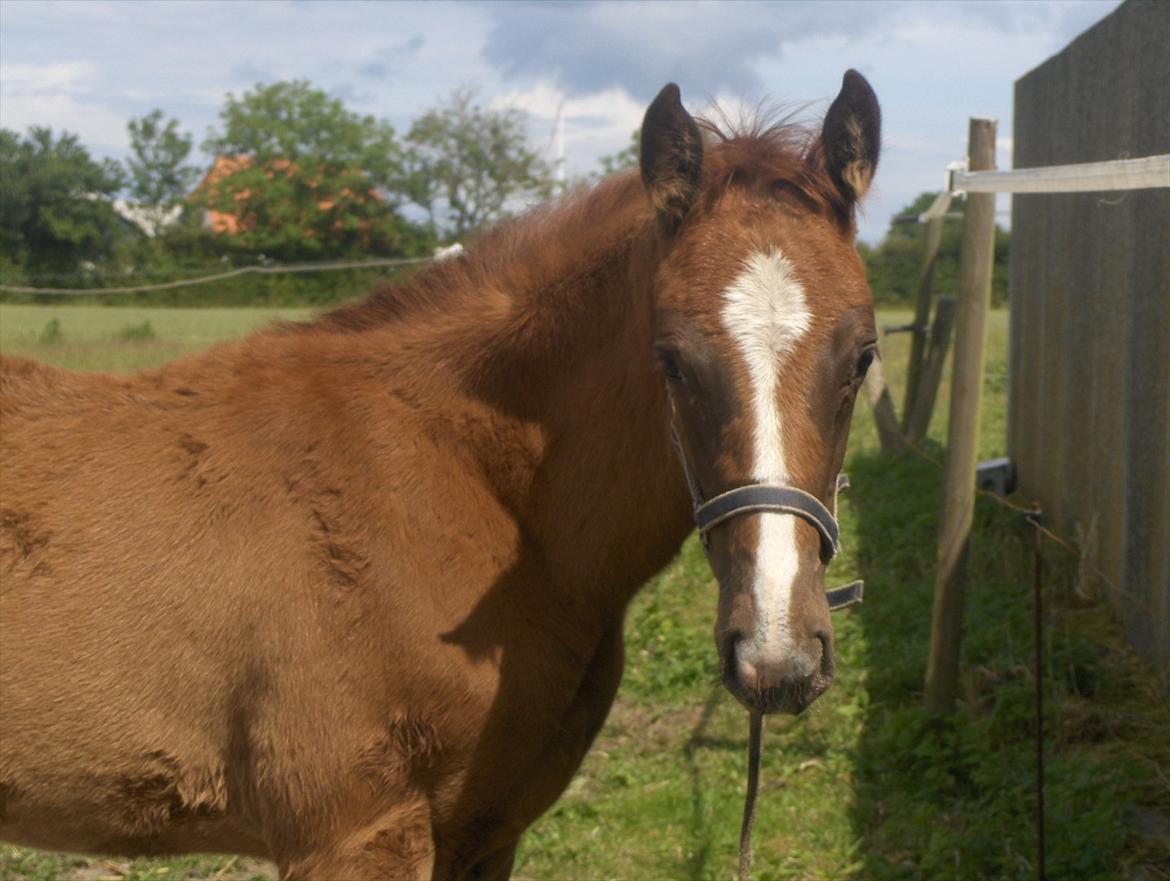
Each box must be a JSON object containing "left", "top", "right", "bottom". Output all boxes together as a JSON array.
[
  {"left": 924, "top": 118, "right": 998, "bottom": 715},
  {"left": 1010, "top": 0, "right": 1170, "bottom": 683}
]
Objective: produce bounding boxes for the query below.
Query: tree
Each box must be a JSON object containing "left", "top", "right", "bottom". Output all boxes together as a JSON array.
[
  {"left": 598, "top": 129, "right": 640, "bottom": 177},
  {"left": 861, "top": 192, "right": 1009, "bottom": 307},
  {"left": 125, "top": 109, "right": 198, "bottom": 236},
  {"left": 199, "top": 80, "right": 415, "bottom": 260},
  {"left": 0, "top": 127, "right": 126, "bottom": 277},
  {"left": 405, "top": 89, "right": 551, "bottom": 239}
]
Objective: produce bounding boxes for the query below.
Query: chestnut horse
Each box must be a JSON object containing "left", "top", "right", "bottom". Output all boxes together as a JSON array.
[{"left": 0, "top": 72, "right": 880, "bottom": 879}]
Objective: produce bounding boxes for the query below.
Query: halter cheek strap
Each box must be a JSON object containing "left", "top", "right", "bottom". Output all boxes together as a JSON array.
[{"left": 668, "top": 421, "right": 863, "bottom": 612}]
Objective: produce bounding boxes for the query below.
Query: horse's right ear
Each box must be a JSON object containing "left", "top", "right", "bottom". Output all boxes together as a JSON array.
[{"left": 640, "top": 83, "right": 703, "bottom": 232}]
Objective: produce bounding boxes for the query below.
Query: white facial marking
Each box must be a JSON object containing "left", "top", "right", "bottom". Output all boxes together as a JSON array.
[{"left": 720, "top": 249, "right": 812, "bottom": 665}]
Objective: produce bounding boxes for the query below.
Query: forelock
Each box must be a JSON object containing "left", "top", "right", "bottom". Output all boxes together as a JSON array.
[{"left": 695, "top": 109, "right": 846, "bottom": 220}]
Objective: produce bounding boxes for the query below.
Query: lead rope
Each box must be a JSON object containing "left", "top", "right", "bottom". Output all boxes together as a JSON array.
[
  {"left": 734, "top": 474, "right": 851, "bottom": 881},
  {"left": 665, "top": 394, "right": 854, "bottom": 881},
  {"left": 668, "top": 405, "right": 762, "bottom": 881},
  {"left": 738, "top": 711, "right": 764, "bottom": 881}
]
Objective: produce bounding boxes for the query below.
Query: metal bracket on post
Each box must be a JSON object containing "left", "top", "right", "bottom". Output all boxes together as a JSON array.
[
  {"left": 946, "top": 159, "right": 968, "bottom": 197},
  {"left": 976, "top": 457, "right": 1017, "bottom": 496}
]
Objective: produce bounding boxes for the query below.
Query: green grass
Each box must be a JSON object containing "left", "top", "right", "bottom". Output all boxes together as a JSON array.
[
  {"left": 1, "top": 304, "right": 1165, "bottom": 881},
  {"left": 0, "top": 304, "right": 313, "bottom": 373}
]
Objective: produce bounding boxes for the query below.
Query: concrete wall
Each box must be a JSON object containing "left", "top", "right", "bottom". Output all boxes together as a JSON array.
[{"left": 1009, "top": 0, "right": 1169, "bottom": 684}]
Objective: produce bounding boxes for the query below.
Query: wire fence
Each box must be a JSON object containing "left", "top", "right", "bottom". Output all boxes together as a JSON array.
[
  {"left": 0, "top": 256, "right": 433, "bottom": 297},
  {"left": 892, "top": 433, "right": 1152, "bottom": 615}
]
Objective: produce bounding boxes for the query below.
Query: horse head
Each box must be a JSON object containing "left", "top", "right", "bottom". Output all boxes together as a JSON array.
[{"left": 641, "top": 72, "right": 880, "bottom": 715}]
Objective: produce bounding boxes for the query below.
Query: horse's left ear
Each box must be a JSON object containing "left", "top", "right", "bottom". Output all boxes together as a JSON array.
[{"left": 820, "top": 70, "right": 881, "bottom": 204}]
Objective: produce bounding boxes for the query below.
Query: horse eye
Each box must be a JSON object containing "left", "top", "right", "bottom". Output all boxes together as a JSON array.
[
  {"left": 854, "top": 348, "right": 875, "bottom": 382},
  {"left": 656, "top": 349, "right": 684, "bottom": 383}
]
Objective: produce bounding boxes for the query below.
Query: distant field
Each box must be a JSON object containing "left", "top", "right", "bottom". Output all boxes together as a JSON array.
[
  {"left": 1, "top": 305, "right": 1164, "bottom": 881},
  {"left": 0, "top": 304, "right": 315, "bottom": 373}
]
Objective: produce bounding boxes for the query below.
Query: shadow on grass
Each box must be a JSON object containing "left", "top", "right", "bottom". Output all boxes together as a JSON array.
[
  {"left": 843, "top": 448, "right": 1143, "bottom": 880},
  {"left": 682, "top": 686, "right": 723, "bottom": 881},
  {"left": 844, "top": 447, "right": 1045, "bottom": 879}
]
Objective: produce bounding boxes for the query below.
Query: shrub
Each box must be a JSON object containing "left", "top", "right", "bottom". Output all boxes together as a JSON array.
[{"left": 38, "top": 318, "right": 62, "bottom": 344}]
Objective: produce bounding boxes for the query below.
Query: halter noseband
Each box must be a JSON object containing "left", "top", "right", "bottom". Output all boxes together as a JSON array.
[
  {"left": 696, "top": 483, "right": 841, "bottom": 564},
  {"left": 669, "top": 419, "right": 863, "bottom": 612}
]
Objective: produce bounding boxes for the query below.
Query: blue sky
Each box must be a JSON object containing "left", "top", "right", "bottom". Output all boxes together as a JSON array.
[{"left": 0, "top": 0, "right": 1122, "bottom": 243}]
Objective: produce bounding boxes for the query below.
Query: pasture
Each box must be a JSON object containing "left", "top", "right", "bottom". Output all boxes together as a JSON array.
[{"left": 0, "top": 303, "right": 1165, "bottom": 881}]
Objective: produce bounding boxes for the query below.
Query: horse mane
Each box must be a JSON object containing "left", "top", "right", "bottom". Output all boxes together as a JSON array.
[
  {"left": 295, "top": 110, "right": 841, "bottom": 336},
  {"left": 294, "top": 171, "right": 648, "bottom": 336}
]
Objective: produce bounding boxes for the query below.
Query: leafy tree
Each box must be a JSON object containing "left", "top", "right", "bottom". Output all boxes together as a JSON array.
[
  {"left": 0, "top": 127, "right": 126, "bottom": 277},
  {"left": 405, "top": 89, "right": 551, "bottom": 239},
  {"left": 125, "top": 109, "right": 198, "bottom": 236},
  {"left": 861, "top": 192, "right": 1009, "bottom": 307},
  {"left": 199, "top": 80, "right": 416, "bottom": 260},
  {"left": 598, "top": 129, "right": 641, "bottom": 177}
]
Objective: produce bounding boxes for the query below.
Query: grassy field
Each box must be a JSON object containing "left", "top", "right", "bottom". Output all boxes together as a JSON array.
[{"left": 0, "top": 303, "right": 1166, "bottom": 881}]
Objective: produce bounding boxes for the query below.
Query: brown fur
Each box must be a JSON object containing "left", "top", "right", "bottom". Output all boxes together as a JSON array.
[{"left": 0, "top": 81, "right": 878, "bottom": 879}]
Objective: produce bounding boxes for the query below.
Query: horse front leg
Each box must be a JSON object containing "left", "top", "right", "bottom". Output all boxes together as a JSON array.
[
  {"left": 461, "top": 843, "right": 518, "bottom": 881},
  {"left": 279, "top": 800, "right": 435, "bottom": 881}
]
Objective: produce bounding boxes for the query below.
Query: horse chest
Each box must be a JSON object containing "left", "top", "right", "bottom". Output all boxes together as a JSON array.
[{"left": 436, "top": 625, "right": 625, "bottom": 865}]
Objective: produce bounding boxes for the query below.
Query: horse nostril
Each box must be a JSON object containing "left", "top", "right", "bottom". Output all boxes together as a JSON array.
[
  {"left": 721, "top": 631, "right": 744, "bottom": 674},
  {"left": 815, "top": 630, "right": 834, "bottom": 675}
]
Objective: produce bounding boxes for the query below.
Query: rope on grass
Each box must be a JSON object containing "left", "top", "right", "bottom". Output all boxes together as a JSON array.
[
  {"left": 1028, "top": 505, "right": 1047, "bottom": 881},
  {"left": 738, "top": 712, "right": 764, "bottom": 881}
]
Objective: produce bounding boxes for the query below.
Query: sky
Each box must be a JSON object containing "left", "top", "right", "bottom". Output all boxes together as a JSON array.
[{"left": 0, "top": 0, "right": 1123, "bottom": 244}]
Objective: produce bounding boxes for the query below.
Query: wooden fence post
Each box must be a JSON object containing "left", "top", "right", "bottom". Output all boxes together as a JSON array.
[
  {"left": 903, "top": 214, "right": 945, "bottom": 430},
  {"left": 864, "top": 354, "right": 907, "bottom": 456},
  {"left": 905, "top": 295, "right": 957, "bottom": 444},
  {"left": 924, "top": 118, "right": 998, "bottom": 715}
]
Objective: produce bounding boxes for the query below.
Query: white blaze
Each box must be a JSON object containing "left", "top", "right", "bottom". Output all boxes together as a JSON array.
[{"left": 720, "top": 250, "right": 812, "bottom": 662}]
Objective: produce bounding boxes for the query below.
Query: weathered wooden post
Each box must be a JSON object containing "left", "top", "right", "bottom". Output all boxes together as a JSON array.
[
  {"left": 902, "top": 213, "right": 945, "bottom": 430},
  {"left": 924, "top": 118, "right": 998, "bottom": 715},
  {"left": 905, "top": 295, "right": 957, "bottom": 444},
  {"left": 864, "top": 355, "right": 907, "bottom": 456}
]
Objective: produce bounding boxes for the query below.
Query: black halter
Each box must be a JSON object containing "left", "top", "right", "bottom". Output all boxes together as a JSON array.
[
  {"left": 669, "top": 422, "right": 863, "bottom": 612},
  {"left": 696, "top": 484, "right": 841, "bottom": 564}
]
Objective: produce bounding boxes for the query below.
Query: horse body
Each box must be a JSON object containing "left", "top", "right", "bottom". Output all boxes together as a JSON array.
[
  {"left": 0, "top": 74, "right": 881, "bottom": 878},
  {"left": 0, "top": 175, "right": 691, "bottom": 877}
]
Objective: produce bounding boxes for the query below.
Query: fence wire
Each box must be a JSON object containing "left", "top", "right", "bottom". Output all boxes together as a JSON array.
[{"left": 0, "top": 256, "right": 431, "bottom": 296}]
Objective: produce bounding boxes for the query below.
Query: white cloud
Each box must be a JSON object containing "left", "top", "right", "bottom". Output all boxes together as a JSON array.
[
  {"left": 490, "top": 83, "right": 646, "bottom": 178},
  {"left": 0, "top": 60, "right": 98, "bottom": 94},
  {"left": 0, "top": 0, "right": 1125, "bottom": 240},
  {"left": 997, "top": 136, "right": 1014, "bottom": 168},
  {"left": 0, "top": 60, "right": 128, "bottom": 148},
  {"left": 0, "top": 93, "right": 130, "bottom": 150}
]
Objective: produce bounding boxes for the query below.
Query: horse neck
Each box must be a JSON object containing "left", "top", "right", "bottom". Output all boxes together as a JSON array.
[{"left": 452, "top": 182, "right": 696, "bottom": 620}]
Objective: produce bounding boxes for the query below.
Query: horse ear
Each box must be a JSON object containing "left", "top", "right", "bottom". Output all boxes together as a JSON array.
[
  {"left": 640, "top": 83, "right": 703, "bottom": 231},
  {"left": 820, "top": 69, "right": 880, "bottom": 204}
]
